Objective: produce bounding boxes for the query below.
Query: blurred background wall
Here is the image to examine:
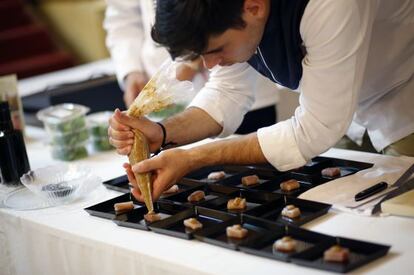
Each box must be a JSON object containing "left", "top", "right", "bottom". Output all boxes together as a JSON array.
[
  {"left": 0, "top": 0, "right": 108, "bottom": 79},
  {"left": 0, "top": 0, "right": 299, "bottom": 120},
  {"left": 38, "top": 0, "right": 109, "bottom": 63}
]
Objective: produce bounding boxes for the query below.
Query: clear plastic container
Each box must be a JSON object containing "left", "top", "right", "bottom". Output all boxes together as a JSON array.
[
  {"left": 37, "top": 103, "right": 89, "bottom": 135},
  {"left": 87, "top": 111, "right": 113, "bottom": 151},
  {"left": 50, "top": 141, "right": 88, "bottom": 161},
  {"left": 20, "top": 163, "right": 101, "bottom": 206},
  {"left": 37, "top": 104, "right": 90, "bottom": 160}
]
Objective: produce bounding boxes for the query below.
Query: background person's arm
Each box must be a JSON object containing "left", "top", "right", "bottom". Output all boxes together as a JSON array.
[{"left": 104, "top": 0, "right": 148, "bottom": 107}]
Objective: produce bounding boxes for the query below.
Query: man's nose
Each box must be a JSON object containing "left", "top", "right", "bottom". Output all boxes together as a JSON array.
[{"left": 201, "top": 55, "right": 222, "bottom": 69}]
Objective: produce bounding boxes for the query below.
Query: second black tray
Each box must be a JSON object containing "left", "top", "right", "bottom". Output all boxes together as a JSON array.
[
  {"left": 203, "top": 189, "right": 281, "bottom": 216},
  {"left": 84, "top": 193, "right": 143, "bottom": 220},
  {"left": 239, "top": 221, "right": 334, "bottom": 262},
  {"left": 113, "top": 201, "right": 189, "bottom": 231},
  {"left": 194, "top": 215, "right": 280, "bottom": 250},
  {"left": 251, "top": 172, "right": 316, "bottom": 197},
  {"left": 160, "top": 183, "right": 239, "bottom": 207},
  {"left": 294, "top": 156, "right": 374, "bottom": 182},
  {"left": 149, "top": 207, "right": 237, "bottom": 239},
  {"left": 290, "top": 236, "right": 391, "bottom": 273},
  {"left": 247, "top": 196, "right": 331, "bottom": 226}
]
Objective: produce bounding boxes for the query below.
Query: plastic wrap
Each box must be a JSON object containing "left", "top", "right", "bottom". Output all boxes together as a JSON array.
[{"left": 126, "top": 60, "right": 194, "bottom": 213}]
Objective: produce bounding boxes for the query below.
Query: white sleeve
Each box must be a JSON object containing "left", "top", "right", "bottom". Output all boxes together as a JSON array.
[
  {"left": 188, "top": 63, "right": 258, "bottom": 137},
  {"left": 257, "top": 0, "right": 377, "bottom": 171},
  {"left": 104, "top": 0, "right": 145, "bottom": 88}
]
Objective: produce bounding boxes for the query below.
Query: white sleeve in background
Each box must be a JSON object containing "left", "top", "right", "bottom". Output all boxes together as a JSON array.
[
  {"left": 104, "top": 0, "right": 145, "bottom": 89},
  {"left": 188, "top": 63, "right": 258, "bottom": 137},
  {"left": 257, "top": 0, "right": 378, "bottom": 171}
]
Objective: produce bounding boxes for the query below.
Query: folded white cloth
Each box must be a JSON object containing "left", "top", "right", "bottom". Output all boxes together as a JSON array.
[{"left": 299, "top": 150, "right": 414, "bottom": 216}]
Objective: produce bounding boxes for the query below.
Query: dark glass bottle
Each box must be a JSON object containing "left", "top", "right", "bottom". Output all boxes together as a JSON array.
[{"left": 0, "top": 101, "right": 30, "bottom": 185}]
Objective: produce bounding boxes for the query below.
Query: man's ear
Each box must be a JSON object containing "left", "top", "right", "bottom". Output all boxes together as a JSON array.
[{"left": 243, "top": 0, "right": 267, "bottom": 20}]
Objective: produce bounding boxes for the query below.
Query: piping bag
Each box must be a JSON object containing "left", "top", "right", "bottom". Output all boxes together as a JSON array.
[{"left": 126, "top": 59, "right": 193, "bottom": 214}]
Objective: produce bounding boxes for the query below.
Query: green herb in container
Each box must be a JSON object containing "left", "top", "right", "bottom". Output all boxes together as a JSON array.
[{"left": 87, "top": 111, "right": 114, "bottom": 151}]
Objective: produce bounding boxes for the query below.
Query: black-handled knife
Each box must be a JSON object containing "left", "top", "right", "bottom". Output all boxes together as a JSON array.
[{"left": 355, "top": 182, "right": 388, "bottom": 201}]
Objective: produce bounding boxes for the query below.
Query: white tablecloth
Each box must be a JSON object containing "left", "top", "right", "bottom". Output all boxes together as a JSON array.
[{"left": 1, "top": 127, "right": 414, "bottom": 275}]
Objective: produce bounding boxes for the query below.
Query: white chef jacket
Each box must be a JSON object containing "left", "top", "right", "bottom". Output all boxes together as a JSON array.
[
  {"left": 189, "top": 0, "right": 414, "bottom": 171},
  {"left": 103, "top": 0, "right": 280, "bottom": 109},
  {"left": 104, "top": 0, "right": 169, "bottom": 86}
]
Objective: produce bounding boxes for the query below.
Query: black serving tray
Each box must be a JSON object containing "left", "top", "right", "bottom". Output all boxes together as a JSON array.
[
  {"left": 113, "top": 201, "right": 189, "bottom": 231},
  {"left": 291, "top": 236, "right": 391, "bottom": 273},
  {"left": 149, "top": 207, "right": 237, "bottom": 239},
  {"left": 294, "top": 157, "right": 373, "bottom": 182},
  {"left": 239, "top": 220, "right": 334, "bottom": 262},
  {"left": 84, "top": 193, "right": 143, "bottom": 220},
  {"left": 183, "top": 165, "right": 253, "bottom": 184},
  {"left": 218, "top": 170, "right": 283, "bottom": 190},
  {"left": 102, "top": 175, "right": 130, "bottom": 193},
  {"left": 103, "top": 174, "right": 203, "bottom": 194},
  {"left": 203, "top": 189, "right": 281, "bottom": 216},
  {"left": 160, "top": 183, "right": 239, "bottom": 207},
  {"left": 249, "top": 172, "right": 316, "bottom": 197},
  {"left": 247, "top": 163, "right": 282, "bottom": 175},
  {"left": 159, "top": 179, "right": 206, "bottom": 199},
  {"left": 247, "top": 196, "right": 331, "bottom": 226},
  {"left": 194, "top": 215, "right": 281, "bottom": 250}
]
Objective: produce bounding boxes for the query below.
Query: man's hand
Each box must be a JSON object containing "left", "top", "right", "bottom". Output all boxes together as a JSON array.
[
  {"left": 108, "top": 109, "right": 163, "bottom": 155},
  {"left": 109, "top": 106, "right": 225, "bottom": 202},
  {"left": 122, "top": 133, "right": 268, "bottom": 203},
  {"left": 124, "top": 71, "right": 148, "bottom": 107},
  {"left": 123, "top": 148, "right": 194, "bottom": 202}
]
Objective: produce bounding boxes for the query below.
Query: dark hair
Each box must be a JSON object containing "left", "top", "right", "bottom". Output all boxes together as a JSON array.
[{"left": 151, "top": 0, "right": 246, "bottom": 60}]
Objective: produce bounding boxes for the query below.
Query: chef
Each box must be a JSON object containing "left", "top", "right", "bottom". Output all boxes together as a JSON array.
[{"left": 108, "top": 0, "right": 414, "bottom": 202}]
